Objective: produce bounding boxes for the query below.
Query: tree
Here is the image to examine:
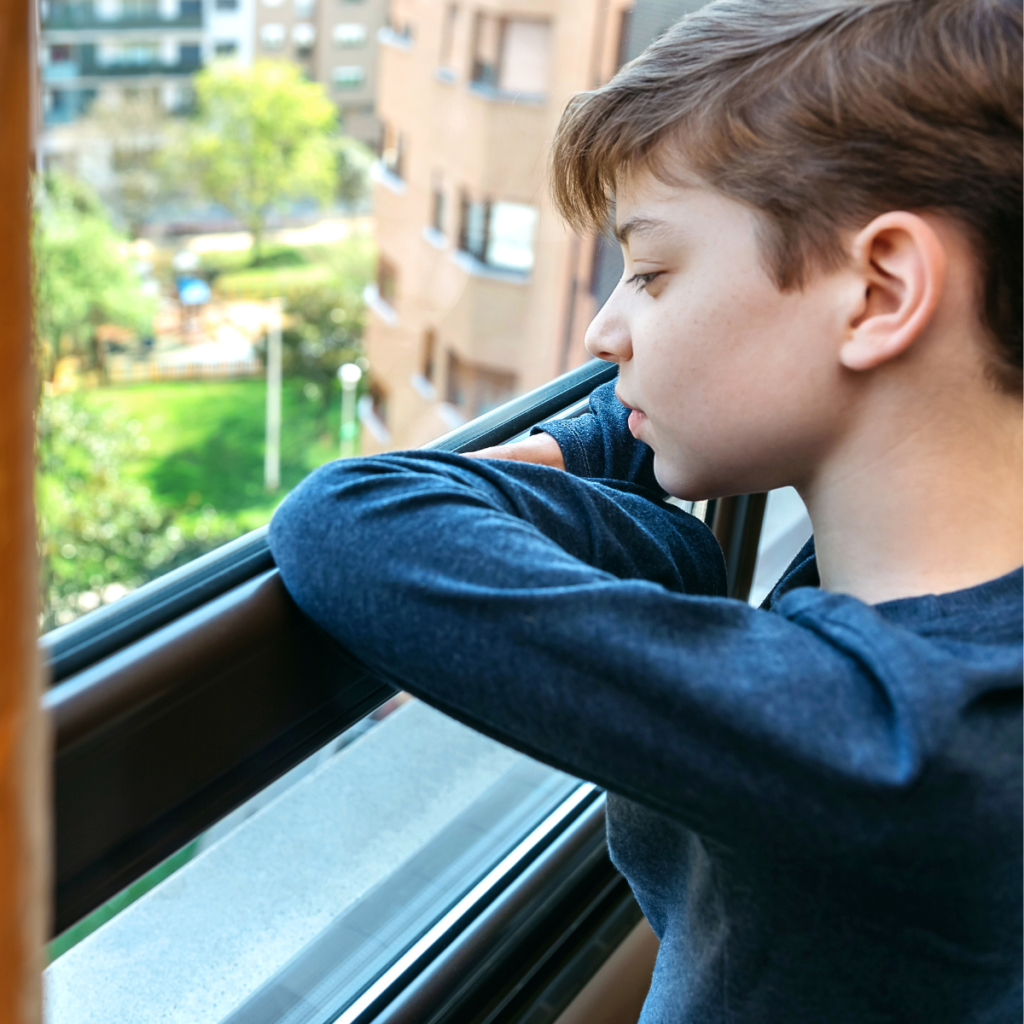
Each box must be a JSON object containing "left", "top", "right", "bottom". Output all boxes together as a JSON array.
[
  {"left": 183, "top": 62, "right": 338, "bottom": 262},
  {"left": 32, "top": 172, "right": 156, "bottom": 386},
  {"left": 73, "top": 93, "right": 176, "bottom": 238},
  {"left": 36, "top": 393, "right": 238, "bottom": 631}
]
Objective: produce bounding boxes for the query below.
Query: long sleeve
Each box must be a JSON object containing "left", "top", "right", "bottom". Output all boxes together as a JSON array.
[
  {"left": 533, "top": 379, "right": 662, "bottom": 491},
  {"left": 268, "top": 451, "right": 1016, "bottom": 846}
]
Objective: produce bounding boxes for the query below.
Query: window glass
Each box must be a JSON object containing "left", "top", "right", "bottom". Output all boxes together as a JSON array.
[
  {"left": 332, "top": 64, "right": 366, "bottom": 88},
  {"left": 333, "top": 22, "right": 367, "bottom": 47},
  {"left": 32, "top": 0, "right": 676, "bottom": 652},
  {"left": 487, "top": 201, "right": 537, "bottom": 271}
]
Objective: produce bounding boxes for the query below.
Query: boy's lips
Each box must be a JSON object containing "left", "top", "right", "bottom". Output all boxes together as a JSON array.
[{"left": 617, "top": 391, "right": 648, "bottom": 438}]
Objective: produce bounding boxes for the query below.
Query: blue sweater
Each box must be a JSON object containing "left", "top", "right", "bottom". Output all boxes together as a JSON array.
[{"left": 269, "top": 381, "right": 1023, "bottom": 1023}]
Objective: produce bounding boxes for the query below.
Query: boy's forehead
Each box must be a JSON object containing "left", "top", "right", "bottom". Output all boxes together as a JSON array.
[{"left": 613, "top": 167, "right": 718, "bottom": 242}]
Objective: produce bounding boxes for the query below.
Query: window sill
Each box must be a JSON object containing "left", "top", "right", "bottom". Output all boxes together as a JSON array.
[
  {"left": 410, "top": 373, "right": 437, "bottom": 401},
  {"left": 377, "top": 26, "right": 413, "bottom": 51},
  {"left": 371, "top": 160, "right": 407, "bottom": 196},
  {"left": 467, "top": 81, "right": 546, "bottom": 106},
  {"left": 357, "top": 394, "right": 391, "bottom": 443},
  {"left": 434, "top": 66, "right": 457, "bottom": 84},
  {"left": 437, "top": 402, "right": 466, "bottom": 430},
  {"left": 451, "top": 249, "right": 531, "bottom": 285},
  {"left": 44, "top": 703, "right": 553, "bottom": 1024},
  {"left": 363, "top": 282, "right": 399, "bottom": 325},
  {"left": 422, "top": 225, "right": 447, "bottom": 249}
]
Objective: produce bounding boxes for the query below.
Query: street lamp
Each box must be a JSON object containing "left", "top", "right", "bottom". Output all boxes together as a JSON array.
[{"left": 338, "top": 362, "right": 363, "bottom": 458}]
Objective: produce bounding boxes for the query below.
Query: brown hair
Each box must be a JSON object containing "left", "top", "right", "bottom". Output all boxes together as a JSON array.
[{"left": 551, "top": 0, "right": 1022, "bottom": 390}]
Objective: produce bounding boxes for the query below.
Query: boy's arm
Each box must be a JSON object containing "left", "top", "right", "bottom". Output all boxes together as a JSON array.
[
  {"left": 469, "top": 380, "right": 661, "bottom": 492},
  {"left": 270, "top": 450, "right": 937, "bottom": 843}
]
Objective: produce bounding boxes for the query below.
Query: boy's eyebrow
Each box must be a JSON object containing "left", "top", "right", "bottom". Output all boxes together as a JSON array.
[{"left": 614, "top": 216, "right": 672, "bottom": 246}]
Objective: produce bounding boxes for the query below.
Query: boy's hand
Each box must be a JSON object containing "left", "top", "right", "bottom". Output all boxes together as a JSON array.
[{"left": 463, "top": 432, "right": 566, "bottom": 471}]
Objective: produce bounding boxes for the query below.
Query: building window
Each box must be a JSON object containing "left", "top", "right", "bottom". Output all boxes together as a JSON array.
[
  {"left": 377, "top": 256, "right": 397, "bottom": 308},
  {"left": 332, "top": 65, "right": 365, "bottom": 89},
  {"left": 179, "top": 42, "right": 201, "bottom": 66},
  {"left": 179, "top": 0, "right": 201, "bottom": 15},
  {"left": 458, "top": 195, "right": 537, "bottom": 273},
  {"left": 261, "top": 0, "right": 284, "bottom": 7},
  {"left": 380, "top": 122, "right": 405, "bottom": 180},
  {"left": 215, "top": 0, "right": 239, "bottom": 10},
  {"left": 214, "top": 40, "right": 238, "bottom": 56},
  {"left": 422, "top": 329, "right": 437, "bottom": 383},
  {"left": 440, "top": 3, "right": 458, "bottom": 67},
  {"left": 446, "top": 351, "right": 516, "bottom": 418},
  {"left": 616, "top": 8, "right": 633, "bottom": 70},
  {"left": 260, "top": 22, "right": 286, "bottom": 48},
  {"left": 369, "top": 381, "right": 388, "bottom": 428},
  {"left": 470, "top": 14, "right": 550, "bottom": 95},
  {"left": 295, "top": 0, "right": 315, "bottom": 16},
  {"left": 292, "top": 22, "right": 316, "bottom": 54},
  {"left": 332, "top": 22, "right": 366, "bottom": 47},
  {"left": 431, "top": 173, "right": 446, "bottom": 234}
]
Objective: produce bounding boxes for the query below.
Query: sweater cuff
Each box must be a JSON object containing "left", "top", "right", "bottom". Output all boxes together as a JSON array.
[{"left": 531, "top": 419, "right": 593, "bottom": 478}]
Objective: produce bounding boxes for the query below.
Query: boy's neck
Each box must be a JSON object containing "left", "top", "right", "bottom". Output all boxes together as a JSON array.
[{"left": 800, "top": 379, "right": 1023, "bottom": 606}]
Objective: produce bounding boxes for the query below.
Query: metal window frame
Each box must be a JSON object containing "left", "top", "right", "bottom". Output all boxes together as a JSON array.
[
  {"left": 43, "top": 359, "right": 616, "bottom": 936},
  {"left": 43, "top": 357, "right": 765, "bottom": 1022}
]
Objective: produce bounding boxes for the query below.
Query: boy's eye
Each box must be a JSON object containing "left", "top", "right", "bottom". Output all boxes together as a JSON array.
[{"left": 625, "top": 272, "right": 662, "bottom": 293}]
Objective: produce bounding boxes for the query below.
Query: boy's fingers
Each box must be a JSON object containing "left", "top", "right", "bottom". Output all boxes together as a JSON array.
[{"left": 463, "top": 433, "right": 567, "bottom": 471}]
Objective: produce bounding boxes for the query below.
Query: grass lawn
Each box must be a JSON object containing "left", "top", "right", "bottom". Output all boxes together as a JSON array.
[{"left": 82, "top": 378, "right": 343, "bottom": 534}]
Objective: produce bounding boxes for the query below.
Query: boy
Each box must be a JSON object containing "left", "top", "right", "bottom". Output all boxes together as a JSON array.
[{"left": 270, "top": 1, "right": 1022, "bottom": 1020}]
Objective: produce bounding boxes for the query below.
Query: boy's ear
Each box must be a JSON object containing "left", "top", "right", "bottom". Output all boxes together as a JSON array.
[{"left": 841, "top": 212, "right": 946, "bottom": 372}]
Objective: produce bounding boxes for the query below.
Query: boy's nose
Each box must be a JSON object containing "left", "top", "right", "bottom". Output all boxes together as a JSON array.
[{"left": 585, "top": 287, "right": 633, "bottom": 364}]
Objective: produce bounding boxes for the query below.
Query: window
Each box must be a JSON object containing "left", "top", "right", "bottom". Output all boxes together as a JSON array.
[
  {"left": 214, "top": 39, "right": 238, "bottom": 56},
  {"left": 380, "top": 121, "right": 405, "bottom": 180},
  {"left": 215, "top": 0, "right": 239, "bottom": 10},
  {"left": 179, "top": 0, "right": 201, "bottom": 16},
  {"left": 369, "top": 379, "right": 388, "bottom": 427},
  {"left": 431, "top": 173, "right": 446, "bottom": 234},
  {"left": 331, "top": 64, "right": 365, "bottom": 88},
  {"left": 616, "top": 7, "right": 633, "bottom": 70},
  {"left": 179, "top": 42, "right": 201, "bottom": 66},
  {"left": 422, "top": 328, "right": 437, "bottom": 382},
  {"left": 439, "top": 3, "right": 458, "bottom": 68},
  {"left": 458, "top": 195, "right": 537, "bottom": 273},
  {"left": 332, "top": 22, "right": 366, "bottom": 47},
  {"left": 446, "top": 350, "right": 516, "bottom": 418},
  {"left": 377, "top": 255, "right": 397, "bottom": 307},
  {"left": 260, "top": 22, "right": 286, "bottom": 48},
  {"left": 470, "top": 14, "right": 550, "bottom": 96},
  {"left": 292, "top": 22, "right": 316, "bottom": 54},
  {"left": 294, "top": 0, "right": 315, "bottom": 16}
]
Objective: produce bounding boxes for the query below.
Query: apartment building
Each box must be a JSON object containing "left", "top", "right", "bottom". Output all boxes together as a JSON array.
[
  {"left": 38, "top": 0, "right": 218, "bottom": 126},
  {"left": 358, "top": 0, "right": 705, "bottom": 453},
  {"left": 252, "top": 0, "right": 386, "bottom": 145}
]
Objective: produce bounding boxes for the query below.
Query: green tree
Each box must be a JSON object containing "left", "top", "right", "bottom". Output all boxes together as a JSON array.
[
  {"left": 183, "top": 62, "right": 338, "bottom": 262},
  {"left": 36, "top": 393, "right": 238, "bottom": 632},
  {"left": 32, "top": 172, "right": 156, "bottom": 385}
]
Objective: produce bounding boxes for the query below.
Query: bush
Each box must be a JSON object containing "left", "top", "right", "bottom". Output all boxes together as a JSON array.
[{"left": 215, "top": 263, "right": 335, "bottom": 300}]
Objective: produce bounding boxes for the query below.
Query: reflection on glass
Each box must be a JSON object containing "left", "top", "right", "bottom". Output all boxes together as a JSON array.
[{"left": 44, "top": 700, "right": 582, "bottom": 1024}]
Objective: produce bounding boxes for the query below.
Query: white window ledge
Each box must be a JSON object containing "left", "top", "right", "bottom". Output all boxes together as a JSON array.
[
  {"left": 363, "top": 282, "right": 399, "bottom": 325},
  {"left": 370, "top": 160, "right": 407, "bottom": 196},
  {"left": 434, "top": 66, "right": 457, "bottom": 84},
  {"left": 451, "top": 249, "right": 531, "bottom": 285},
  {"left": 377, "top": 26, "right": 413, "bottom": 51},
  {"left": 409, "top": 373, "right": 436, "bottom": 401},
  {"left": 357, "top": 394, "right": 390, "bottom": 443},
  {"left": 421, "top": 226, "right": 447, "bottom": 249},
  {"left": 467, "top": 82, "right": 546, "bottom": 106}
]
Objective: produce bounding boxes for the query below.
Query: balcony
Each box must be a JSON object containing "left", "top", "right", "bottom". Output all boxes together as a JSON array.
[
  {"left": 42, "top": 2, "right": 203, "bottom": 31},
  {"left": 44, "top": 52, "right": 202, "bottom": 81}
]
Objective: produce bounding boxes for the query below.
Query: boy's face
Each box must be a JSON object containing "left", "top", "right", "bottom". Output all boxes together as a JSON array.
[{"left": 586, "top": 167, "right": 855, "bottom": 501}]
